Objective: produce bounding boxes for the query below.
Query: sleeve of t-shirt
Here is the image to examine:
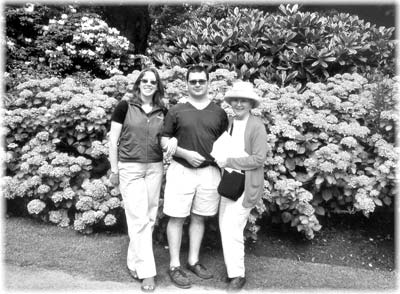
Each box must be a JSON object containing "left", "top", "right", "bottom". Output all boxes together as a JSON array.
[
  {"left": 220, "top": 109, "right": 229, "bottom": 134},
  {"left": 162, "top": 107, "right": 177, "bottom": 137},
  {"left": 111, "top": 100, "right": 128, "bottom": 124}
]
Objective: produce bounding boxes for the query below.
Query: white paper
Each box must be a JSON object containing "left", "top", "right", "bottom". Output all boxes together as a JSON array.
[{"left": 211, "top": 131, "right": 248, "bottom": 171}]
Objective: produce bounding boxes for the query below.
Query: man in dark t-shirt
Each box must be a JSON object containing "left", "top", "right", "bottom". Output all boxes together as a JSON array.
[{"left": 161, "top": 65, "right": 228, "bottom": 289}]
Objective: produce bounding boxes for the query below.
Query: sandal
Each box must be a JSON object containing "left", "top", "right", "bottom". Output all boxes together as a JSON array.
[{"left": 141, "top": 277, "right": 155, "bottom": 292}]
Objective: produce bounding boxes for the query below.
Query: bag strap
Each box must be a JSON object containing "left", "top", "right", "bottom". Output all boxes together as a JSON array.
[{"left": 229, "top": 121, "right": 234, "bottom": 135}]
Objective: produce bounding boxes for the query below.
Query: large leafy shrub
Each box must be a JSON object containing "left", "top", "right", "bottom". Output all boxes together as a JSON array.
[
  {"left": 152, "top": 4, "right": 395, "bottom": 85},
  {"left": 3, "top": 67, "right": 397, "bottom": 239}
]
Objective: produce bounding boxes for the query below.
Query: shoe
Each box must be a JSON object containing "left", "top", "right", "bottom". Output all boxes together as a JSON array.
[
  {"left": 141, "top": 277, "right": 155, "bottom": 292},
  {"left": 186, "top": 262, "right": 213, "bottom": 279},
  {"left": 227, "top": 277, "right": 246, "bottom": 291},
  {"left": 168, "top": 266, "right": 191, "bottom": 289}
]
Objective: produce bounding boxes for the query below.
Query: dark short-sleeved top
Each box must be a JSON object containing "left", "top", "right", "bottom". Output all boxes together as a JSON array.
[
  {"left": 163, "top": 101, "right": 229, "bottom": 168},
  {"left": 111, "top": 100, "right": 130, "bottom": 124}
]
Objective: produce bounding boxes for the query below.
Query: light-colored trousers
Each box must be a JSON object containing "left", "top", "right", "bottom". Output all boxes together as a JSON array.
[
  {"left": 118, "top": 161, "right": 163, "bottom": 279},
  {"left": 219, "top": 194, "right": 252, "bottom": 278}
]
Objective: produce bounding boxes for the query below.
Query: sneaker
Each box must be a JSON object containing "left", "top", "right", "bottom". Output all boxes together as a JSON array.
[
  {"left": 168, "top": 266, "right": 191, "bottom": 289},
  {"left": 227, "top": 276, "right": 246, "bottom": 291},
  {"left": 186, "top": 262, "right": 213, "bottom": 279}
]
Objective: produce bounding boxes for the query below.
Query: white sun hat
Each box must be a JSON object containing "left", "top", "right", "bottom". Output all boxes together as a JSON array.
[{"left": 224, "top": 81, "right": 261, "bottom": 108}]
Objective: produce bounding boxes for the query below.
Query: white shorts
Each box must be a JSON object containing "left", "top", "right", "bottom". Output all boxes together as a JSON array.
[{"left": 163, "top": 160, "right": 221, "bottom": 217}]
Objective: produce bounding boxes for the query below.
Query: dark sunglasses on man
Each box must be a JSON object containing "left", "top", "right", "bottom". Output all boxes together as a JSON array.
[{"left": 188, "top": 79, "right": 207, "bottom": 86}]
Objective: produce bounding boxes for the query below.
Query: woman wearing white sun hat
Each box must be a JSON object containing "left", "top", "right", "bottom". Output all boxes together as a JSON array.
[{"left": 215, "top": 81, "right": 268, "bottom": 291}]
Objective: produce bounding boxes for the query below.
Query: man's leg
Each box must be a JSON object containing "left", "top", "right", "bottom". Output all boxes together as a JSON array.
[
  {"left": 185, "top": 165, "right": 220, "bottom": 279},
  {"left": 163, "top": 161, "right": 195, "bottom": 288},
  {"left": 187, "top": 213, "right": 205, "bottom": 265},
  {"left": 167, "top": 216, "right": 185, "bottom": 267}
]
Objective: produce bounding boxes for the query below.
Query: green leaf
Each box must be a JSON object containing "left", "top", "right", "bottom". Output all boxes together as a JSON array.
[
  {"left": 281, "top": 211, "right": 292, "bottom": 223},
  {"left": 324, "top": 57, "right": 336, "bottom": 62},
  {"left": 383, "top": 196, "right": 392, "bottom": 205},
  {"left": 373, "top": 198, "right": 383, "bottom": 206},
  {"left": 285, "top": 158, "right": 296, "bottom": 171},
  {"left": 295, "top": 172, "right": 310, "bottom": 183},
  {"left": 315, "top": 176, "right": 324, "bottom": 185},
  {"left": 315, "top": 206, "right": 325, "bottom": 215},
  {"left": 344, "top": 189, "right": 352, "bottom": 196},
  {"left": 77, "top": 145, "right": 85, "bottom": 154},
  {"left": 306, "top": 142, "right": 320, "bottom": 151},
  {"left": 322, "top": 190, "right": 333, "bottom": 201},
  {"left": 77, "top": 133, "right": 86, "bottom": 141},
  {"left": 313, "top": 224, "right": 322, "bottom": 231},
  {"left": 326, "top": 175, "right": 336, "bottom": 185},
  {"left": 291, "top": 216, "right": 300, "bottom": 226}
]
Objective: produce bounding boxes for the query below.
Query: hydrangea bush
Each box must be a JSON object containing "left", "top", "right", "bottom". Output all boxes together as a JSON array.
[
  {"left": 253, "top": 72, "right": 397, "bottom": 239},
  {"left": 5, "top": 3, "right": 136, "bottom": 91},
  {"left": 36, "top": 12, "right": 134, "bottom": 77},
  {"left": 3, "top": 67, "right": 397, "bottom": 239}
]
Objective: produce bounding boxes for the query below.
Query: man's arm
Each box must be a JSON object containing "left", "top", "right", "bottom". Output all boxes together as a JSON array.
[{"left": 161, "top": 136, "right": 205, "bottom": 167}]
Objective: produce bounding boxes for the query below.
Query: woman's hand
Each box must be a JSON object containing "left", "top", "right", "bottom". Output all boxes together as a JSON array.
[
  {"left": 161, "top": 137, "right": 178, "bottom": 157},
  {"left": 164, "top": 137, "right": 178, "bottom": 157},
  {"left": 109, "top": 172, "right": 119, "bottom": 186},
  {"left": 215, "top": 157, "right": 227, "bottom": 168}
]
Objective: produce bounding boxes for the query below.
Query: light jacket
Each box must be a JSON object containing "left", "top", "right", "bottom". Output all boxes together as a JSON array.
[
  {"left": 118, "top": 103, "right": 165, "bottom": 163},
  {"left": 225, "top": 115, "right": 268, "bottom": 208}
]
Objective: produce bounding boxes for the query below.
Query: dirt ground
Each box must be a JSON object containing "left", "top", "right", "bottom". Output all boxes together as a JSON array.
[
  {"left": 248, "top": 212, "right": 395, "bottom": 272},
  {"left": 166, "top": 210, "right": 395, "bottom": 273}
]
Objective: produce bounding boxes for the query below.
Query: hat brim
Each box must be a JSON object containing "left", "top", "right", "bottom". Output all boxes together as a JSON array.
[{"left": 224, "top": 96, "right": 260, "bottom": 108}]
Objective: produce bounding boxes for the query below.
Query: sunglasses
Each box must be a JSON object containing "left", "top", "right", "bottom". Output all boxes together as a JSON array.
[
  {"left": 188, "top": 79, "right": 207, "bottom": 86},
  {"left": 140, "top": 79, "right": 157, "bottom": 85},
  {"left": 229, "top": 98, "right": 252, "bottom": 104}
]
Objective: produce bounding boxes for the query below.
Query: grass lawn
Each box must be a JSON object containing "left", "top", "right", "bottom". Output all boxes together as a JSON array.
[{"left": 4, "top": 214, "right": 396, "bottom": 291}]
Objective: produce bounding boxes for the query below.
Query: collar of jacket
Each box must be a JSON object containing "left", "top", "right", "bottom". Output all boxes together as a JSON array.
[{"left": 130, "top": 102, "right": 164, "bottom": 115}]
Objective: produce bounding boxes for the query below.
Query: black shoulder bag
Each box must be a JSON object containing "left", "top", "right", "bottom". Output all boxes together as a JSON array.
[{"left": 217, "top": 122, "right": 245, "bottom": 201}]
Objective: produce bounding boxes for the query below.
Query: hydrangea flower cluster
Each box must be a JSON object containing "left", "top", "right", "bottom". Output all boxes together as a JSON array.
[
  {"left": 89, "top": 140, "right": 109, "bottom": 158},
  {"left": 73, "top": 210, "right": 107, "bottom": 233},
  {"left": 104, "top": 214, "right": 117, "bottom": 226},
  {"left": 40, "top": 11, "right": 133, "bottom": 76},
  {"left": 49, "top": 209, "right": 70, "bottom": 227},
  {"left": 354, "top": 189, "right": 376, "bottom": 216},
  {"left": 27, "top": 199, "right": 46, "bottom": 215},
  {"left": 81, "top": 179, "right": 108, "bottom": 201}
]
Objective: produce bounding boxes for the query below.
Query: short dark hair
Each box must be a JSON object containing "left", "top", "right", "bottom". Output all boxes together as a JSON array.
[
  {"left": 186, "top": 65, "right": 209, "bottom": 81},
  {"left": 131, "top": 67, "right": 165, "bottom": 108}
]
